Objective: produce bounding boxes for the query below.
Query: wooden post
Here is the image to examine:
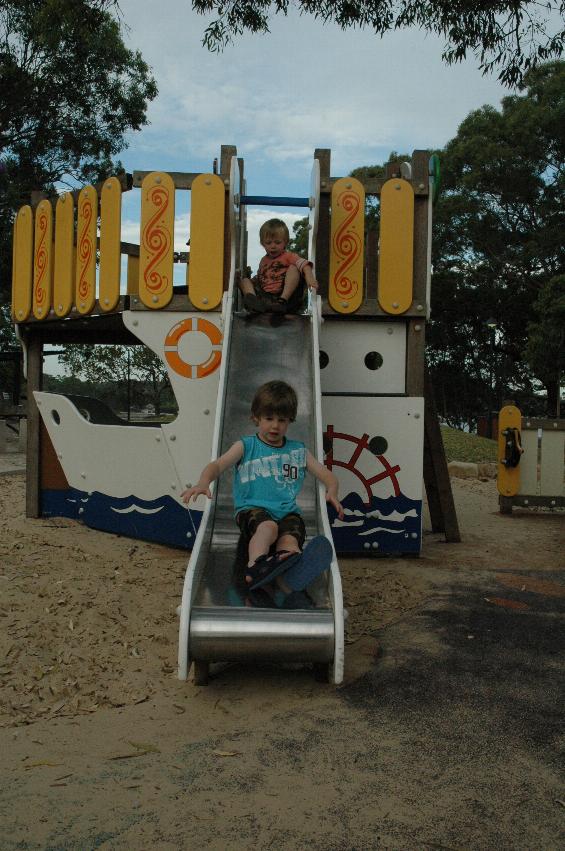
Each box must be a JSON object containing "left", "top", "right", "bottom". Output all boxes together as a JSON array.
[
  {"left": 314, "top": 148, "right": 331, "bottom": 298},
  {"left": 423, "top": 366, "right": 461, "bottom": 541},
  {"left": 25, "top": 335, "right": 43, "bottom": 518},
  {"left": 220, "top": 144, "right": 237, "bottom": 290}
]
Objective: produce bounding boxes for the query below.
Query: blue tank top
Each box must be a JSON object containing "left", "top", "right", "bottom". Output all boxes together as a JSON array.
[{"left": 233, "top": 434, "right": 307, "bottom": 520}]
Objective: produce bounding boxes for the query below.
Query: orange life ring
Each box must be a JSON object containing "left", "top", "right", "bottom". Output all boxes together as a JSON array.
[{"left": 164, "top": 317, "right": 222, "bottom": 379}]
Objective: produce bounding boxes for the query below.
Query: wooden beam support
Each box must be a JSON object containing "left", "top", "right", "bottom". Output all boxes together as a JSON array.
[
  {"left": 314, "top": 148, "right": 331, "bottom": 298},
  {"left": 25, "top": 335, "right": 43, "bottom": 518},
  {"left": 423, "top": 366, "right": 461, "bottom": 542}
]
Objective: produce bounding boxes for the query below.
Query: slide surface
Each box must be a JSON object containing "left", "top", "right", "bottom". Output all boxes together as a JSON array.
[{"left": 178, "top": 158, "right": 344, "bottom": 683}]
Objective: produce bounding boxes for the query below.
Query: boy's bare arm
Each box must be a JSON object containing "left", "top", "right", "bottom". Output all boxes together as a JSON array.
[
  {"left": 303, "top": 264, "right": 318, "bottom": 291},
  {"left": 182, "top": 441, "right": 244, "bottom": 503},
  {"left": 306, "top": 451, "right": 344, "bottom": 519}
]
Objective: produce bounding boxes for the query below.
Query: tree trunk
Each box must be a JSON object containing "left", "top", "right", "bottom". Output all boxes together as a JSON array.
[{"left": 545, "top": 380, "right": 561, "bottom": 417}]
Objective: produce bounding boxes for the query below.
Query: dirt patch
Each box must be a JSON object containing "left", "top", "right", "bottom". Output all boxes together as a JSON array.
[{"left": 1, "top": 471, "right": 563, "bottom": 850}]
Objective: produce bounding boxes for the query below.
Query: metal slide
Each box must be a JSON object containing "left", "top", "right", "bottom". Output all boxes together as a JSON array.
[{"left": 178, "top": 159, "right": 344, "bottom": 684}]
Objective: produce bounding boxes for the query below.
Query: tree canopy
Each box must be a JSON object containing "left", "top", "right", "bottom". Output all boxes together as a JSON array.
[
  {"left": 0, "top": 0, "right": 157, "bottom": 301},
  {"left": 193, "top": 0, "right": 565, "bottom": 86},
  {"left": 428, "top": 60, "right": 564, "bottom": 421}
]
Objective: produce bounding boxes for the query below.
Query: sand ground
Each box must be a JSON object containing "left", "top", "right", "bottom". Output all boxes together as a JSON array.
[{"left": 1, "top": 464, "right": 563, "bottom": 850}]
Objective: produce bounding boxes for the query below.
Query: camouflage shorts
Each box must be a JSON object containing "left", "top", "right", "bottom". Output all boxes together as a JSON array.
[{"left": 236, "top": 508, "right": 306, "bottom": 548}]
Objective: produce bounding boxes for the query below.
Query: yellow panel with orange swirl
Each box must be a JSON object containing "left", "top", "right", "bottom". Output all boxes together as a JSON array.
[
  {"left": 33, "top": 200, "right": 54, "bottom": 320},
  {"left": 329, "top": 177, "right": 365, "bottom": 314},
  {"left": 188, "top": 173, "right": 225, "bottom": 310},
  {"left": 12, "top": 205, "right": 33, "bottom": 322},
  {"left": 75, "top": 186, "right": 98, "bottom": 315},
  {"left": 139, "top": 171, "right": 174, "bottom": 309},
  {"left": 378, "top": 178, "right": 414, "bottom": 314},
  {"left": 54, "top": 193, "right": 75, "bottom": 317},
  {"left": 99, "top": 176, "right": 122, "bottom": 312}
]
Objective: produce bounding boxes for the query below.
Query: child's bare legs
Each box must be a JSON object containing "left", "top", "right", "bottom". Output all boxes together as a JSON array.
[
  {"left": 279, "top": 265, "right": 300, "bottom": 303},
  {"left": 239, "top": 277, "right": 255, "bottom": 297},
  {"left": 247, "top": 519, "right": 278, "bottom": 568}
]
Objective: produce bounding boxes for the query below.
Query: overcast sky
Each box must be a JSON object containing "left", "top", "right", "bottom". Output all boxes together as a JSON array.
[{"left": 116, "top": 0, "right": 510, "bottom": 272}]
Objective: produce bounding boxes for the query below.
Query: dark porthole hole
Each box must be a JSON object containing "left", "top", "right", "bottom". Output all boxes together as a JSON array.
[
  {"left": 319, "top": 351, "right": 329, "bottom": 369},
  {"left": 364, "top": 351, "right": 383, "bottom": 370},
  {"left": 51, "top": 410, "right": 61, "bottom": 425},
  {"left": 369, "top": 435, "right": 388, "bottom": 456}
]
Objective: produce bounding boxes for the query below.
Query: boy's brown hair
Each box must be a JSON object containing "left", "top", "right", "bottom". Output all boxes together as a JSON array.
[
  {"left": 251, "top": 381, "right": 298, "bottom": 422},
  {"left": 259, "top": 218, "right": 290, "bottom": 245}
]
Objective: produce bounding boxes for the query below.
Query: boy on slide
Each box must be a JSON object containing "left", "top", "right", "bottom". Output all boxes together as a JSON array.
[
  {"left": 181, "top": 381, "right": 343, "bottom": 607},
  {"left": 239, "top": 218, "right": 318, "bottom": 314}
]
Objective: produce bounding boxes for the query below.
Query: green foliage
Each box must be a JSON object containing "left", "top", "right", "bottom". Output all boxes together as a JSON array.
[
  {"left": 0, "top": 0, "right": 157, "bottom": 300},
  {"left": 57, "top": 344, "right": 177, "bottom": 417},
  {"left": 193, "top": 1, "right": 565, "bottom": 86},
  {"left": 524, "top": 274, "right": 565, "bottom": 415},
  {"left": 428, "top": 61, "right": 565, "bottom": 421},
  {"left": 288, "top": 217, "right": 309, "bottom": 255}
]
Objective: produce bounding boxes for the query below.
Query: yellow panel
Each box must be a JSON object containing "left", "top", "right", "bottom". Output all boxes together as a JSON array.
[
  {"left": 127, "top": 256, "right": 139, "bottom": 294},
  {"left": 54, "top": 193, "right": 74, "bottom": 317},
  {"left": 378, "top": 178, "right": 414, "bottom": 314},
  {"left": 12, "top": 206, "right": 33, "bottom": 322},
  {"left": 75, "top": 185, "right": 98, "bottom": 315},
  {"left": 189, "top": 173, "right": 225, "bottom": 310},
  {"left": 33, "top": 200, "right": 54, "bottom": 320},
  {"left": 329, "top": 177, "right": 365, "bottom": 314},
  {"left": 139, "top": 171, "right": 174, "bottom": 309},
  {"left": 497, "top": 405, "right": 522, "bottom": 497},
  {"left": 99, "top": 176, "right": 122, "bottom": 312}
]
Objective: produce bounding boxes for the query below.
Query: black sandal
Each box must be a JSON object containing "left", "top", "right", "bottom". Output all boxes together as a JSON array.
[{"left": 245, "top": 549, "right": 302, "bottom": 590}]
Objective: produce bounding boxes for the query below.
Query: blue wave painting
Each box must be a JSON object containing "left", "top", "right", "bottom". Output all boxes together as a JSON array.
[
  {"left": 42, "top": 488, "right": 202, "bottom": 550},
  {"left": 327, "top": 491, "right": 422, "bottom": 554}
]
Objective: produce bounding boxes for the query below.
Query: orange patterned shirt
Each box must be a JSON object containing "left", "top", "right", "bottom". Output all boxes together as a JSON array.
[{"left": 254, "top": 252, "right": 312, "bottom": 294}]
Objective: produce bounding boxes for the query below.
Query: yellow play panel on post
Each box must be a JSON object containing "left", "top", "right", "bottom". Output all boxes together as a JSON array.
[
  {"left": 75, "top": 186, "right": 98, "bottom": 315},
  {"left": 329, "top": 177, "right": 365, "bottom": 314},
  {"left": 497, "top": 405, "right": 522, "bottom": 497},
  {"left": 189, "top": 173, "right": 225, "bottom": 310},
  {"left": 54, "top": 193, "right": 75, "bottom": 317},
  {"left": 99, "top": 176, "right": 122, "bottom": 312},
  {"left": 33, "top": 200, "right": 53, "bottom": 320},
  {"left": 378, "top": 178, "right": 414, "bottom": 314},
  {"left": 139, "top": 172, "right": 175, "bottom": 309},
  {"left": 11, "top": 205, "right": 33, "bottom": 322}
]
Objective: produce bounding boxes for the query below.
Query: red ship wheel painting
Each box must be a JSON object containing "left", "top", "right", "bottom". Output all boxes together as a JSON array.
[{"left": 324, "top": 426, "right": 401, "bottom": 506}]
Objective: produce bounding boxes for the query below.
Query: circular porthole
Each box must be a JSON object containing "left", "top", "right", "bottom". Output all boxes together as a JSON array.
[
  {"left": 319, "top": 351, "right": 329, "bottom": 369},
  {"left": 368, "top": 435, "right": 388, "bottom": 456},
  {"left": 51, "top": 410, "right": 60, "bottom": 425},
  {"left": 364, "top": 351, "right": 383, "bottom": 370}
]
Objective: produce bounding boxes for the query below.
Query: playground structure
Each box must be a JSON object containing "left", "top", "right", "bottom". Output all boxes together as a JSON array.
[
  {"left": 497, "top": 405, "right": 565, "bottom": 513},
  {"left": 11, "top": 144, "right": 460, "bottom": 683}
]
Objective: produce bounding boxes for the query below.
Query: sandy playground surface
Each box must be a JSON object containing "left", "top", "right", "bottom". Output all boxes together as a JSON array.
[{"left": 0, "top": 468, "right": 563, "bottom": 849}]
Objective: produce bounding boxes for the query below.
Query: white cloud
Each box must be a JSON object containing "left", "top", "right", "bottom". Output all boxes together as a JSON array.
[{"left": 118, "top": 0, "right": 508, "bottom": 188}]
